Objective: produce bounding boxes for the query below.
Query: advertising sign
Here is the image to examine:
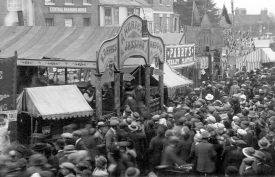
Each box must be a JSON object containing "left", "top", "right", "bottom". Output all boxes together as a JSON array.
[
  {"left": 119, "top": 16, "right": 147, "bottom": 66},
  {"left": 165, "top": 45, "right": 195, "bottom": 67},
  {"left": 97, "top": 15, "right": 165, "bottom": 74},
  {"left": 0, "top": 57, "right": 17, "bottom": 114},
  {"left": 49, "top": 7, "right": 87, "bottom": 13}
]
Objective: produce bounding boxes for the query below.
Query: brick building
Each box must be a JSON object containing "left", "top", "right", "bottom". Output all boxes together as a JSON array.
[
  {"left": 36, "top": 0, "right": 99, "bottom": 27},
  {"left": 147, "top": 0, "right": 180, "bottom": 33},
  {"left": 0, "top": 0, "right": 99, "bottom": 27}
]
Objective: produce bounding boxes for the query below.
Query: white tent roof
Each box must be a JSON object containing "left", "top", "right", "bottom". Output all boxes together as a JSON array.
[
  {"left": 153, "top": 63, "right": 193, "bottom": 97},
  {"left": 261, "top": 48, "right": 275, "bottom": 63},
  {"left": 17, "top": 85, "right": 93, "bottom": 120}
]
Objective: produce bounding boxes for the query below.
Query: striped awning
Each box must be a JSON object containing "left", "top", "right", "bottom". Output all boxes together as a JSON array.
[{"left": 0, "top": 26, "right": 119, "bottom": 64}]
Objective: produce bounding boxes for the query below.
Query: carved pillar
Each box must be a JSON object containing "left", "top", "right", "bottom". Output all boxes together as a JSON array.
[
  {"left": 95, "top": 73, "right": 102, "bottom": 120},
  {"left": 145, "top": 64, "right": 151, "bottom": 112},
  {"left": 114, "top": 70, "right": 121, "bottom": 116},
  {"left": 158, "top": 62, "right": 164, "bottom": 111}
]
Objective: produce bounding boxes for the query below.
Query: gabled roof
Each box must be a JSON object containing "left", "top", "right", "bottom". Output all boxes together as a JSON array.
[{"left": 201, "top": 14, "right": 212, "bottom": 29}]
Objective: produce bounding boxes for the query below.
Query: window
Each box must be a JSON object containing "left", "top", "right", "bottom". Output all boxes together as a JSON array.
[
  {"left": 127, "top": 8, "right": 140, "bottom": 16},
  {"left": 7, "top": 0, "right": 22, "bottom": 11},
  {"left": 113, "top": 7, "right": 119, "bottom": 25},
  {"left": 83, "top": 0, "right": 91, "bottom": 5},
  {"left": 65, "top": 0, "right": 74, "bottom": 5},
  {"left": 174, "top": 18, "right": 177, "bottom": 32},
  {"left": 45, "top": 0, "right": 55, "bottom": 5},
  {"left": 45, "top": 18, "right": 54, "bottom": 26},
  {"left": 65, "top": 18, "right": 73, "bottom": 27},
  {"left": 134, "top": 8, "right": 140, "bottom": 16},
  {"left": 104, "top": 7, "right": 112, "bottom": 25},
  {"left": 83, "top": 18, "right": 90, "bottom": 26},
  {"left": 127, "top": 8, "right": 134, "bottom": 16}
]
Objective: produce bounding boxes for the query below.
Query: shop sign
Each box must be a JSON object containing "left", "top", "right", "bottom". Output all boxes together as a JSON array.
[
  {"left": 165, "top": 45, "right": 195, "bottom": 67},
  {"left": 0, "top": 57, "right": 17, "bottom": 112},
  {"left": 119, "top": 16, "right": 147, "bottom": 66},
  {"left": 49, "top": 7, "right": 87, "bottom": 13}
]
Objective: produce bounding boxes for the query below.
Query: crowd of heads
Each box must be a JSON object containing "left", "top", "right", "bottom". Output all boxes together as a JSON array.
[{"left": 0, "top": 67, "right": 275, "bottom": 177}]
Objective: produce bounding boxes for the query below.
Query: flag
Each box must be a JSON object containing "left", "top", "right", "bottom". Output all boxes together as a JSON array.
[
  {"left": 221, "top": 5, "right": 232, "bottom": 25},
  {"left": 191, "top": 1, "right": 200, "bottom": 26}
]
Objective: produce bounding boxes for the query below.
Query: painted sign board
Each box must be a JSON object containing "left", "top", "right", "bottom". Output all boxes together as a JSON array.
[
  {"left": 165, "top": 45, "right": 195, "bottom": 67},
  {"left": 49, "top": 7, "right": 87, "bottom": 13},
  {"left": 97, "top": 15, "right": 165, "bottom": 74},
  {"left": 0, "top": 57, "right": 17, "bottom": 112}
]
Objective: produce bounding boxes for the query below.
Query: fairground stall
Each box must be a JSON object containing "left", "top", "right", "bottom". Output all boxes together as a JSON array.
[
  {"left": 16, "top": 85, "right": 93, "bottom": 144},
  {"left": 95, "top": 15, "right": 165, "bottom": 118}
]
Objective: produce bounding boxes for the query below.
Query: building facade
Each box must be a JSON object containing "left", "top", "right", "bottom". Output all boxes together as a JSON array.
[
  {"left": 37, "top": 0, "right": 99, "bottom": 27},
  {"left": 147, "top": 0, "right": 180, "bottom": 33},
  {"left": 0, "top": 0, "right": 99, "bottom": 27}
]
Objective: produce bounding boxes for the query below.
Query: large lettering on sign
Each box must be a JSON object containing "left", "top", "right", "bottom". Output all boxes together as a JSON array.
[
  {"left": 119, "top": 16, "right": 147, "bottom": 66},
  {"left": 149, "top": 36, "right": 165, "bottom": 66},
  {"left": 97, "top": 15, "right": 165, "bottom": 73},
  {"left": 0, "top": 57, "right": 17, "bottom": 112},
  {"left": 97, "top": 38, "right": 118, "bottom": 73},
  {"left": 165, "top": 45, "right": 195, "bottom": 67}
]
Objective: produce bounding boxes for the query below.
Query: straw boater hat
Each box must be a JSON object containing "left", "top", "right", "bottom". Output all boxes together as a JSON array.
[
  {"left": 125, "top": 167, "right": 140, "bottom": 177},
  {"left": 205, "top": 94, "right": 214, "bottom": 101},
  {"left": 242, "top": 147, "right": 255, "bottom": 158},
  {"left": 128, "top": 122, "right": 140, "bottom": 132},
  {"left": 258, "top": 137, "right": 271, "bottom": 149}
]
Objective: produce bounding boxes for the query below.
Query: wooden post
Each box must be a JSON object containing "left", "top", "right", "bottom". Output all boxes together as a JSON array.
[
  {"left": 95, "top": 73, "right": 103, "bottom": 120},
  {"left": 158, "top": 62, "right": 164, "bottom": 111},
  {"left": 145, "top": 64, "right": 151, "bottom": 112},
  {"left": 114, "top": 70, "right": 121, "bottom": 116}
]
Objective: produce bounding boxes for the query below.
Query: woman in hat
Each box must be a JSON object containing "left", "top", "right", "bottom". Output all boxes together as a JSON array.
[{"left": 92, "top": 156, "right": 108, "bottom": 177}]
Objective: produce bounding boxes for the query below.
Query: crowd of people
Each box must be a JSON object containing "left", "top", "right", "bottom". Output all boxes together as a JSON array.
[
  {"left": 223, "top": 29, "right": 255, "bottom": 56},
  {"left": 0, "top": 67, "right": 275, "bottom": 177}
]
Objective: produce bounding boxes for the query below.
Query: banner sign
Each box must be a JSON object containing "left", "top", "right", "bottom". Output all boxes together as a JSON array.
[
  {"left": 0, "top": 57, "right": 17, "bottom": 112},
  {"left": 198, "top": 56, "right": 209, "bottom": 69},
  {"left": 165, "top": 45, "right": 195, "bottom": 67},
  {"left": 49, "top": 7, "right": 87, "bottom": 13}
]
